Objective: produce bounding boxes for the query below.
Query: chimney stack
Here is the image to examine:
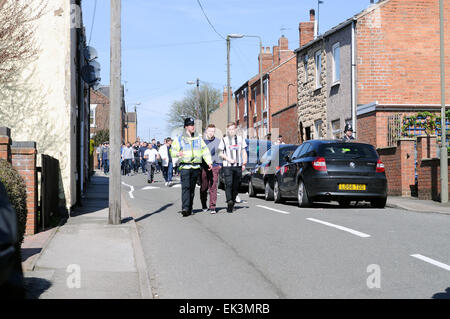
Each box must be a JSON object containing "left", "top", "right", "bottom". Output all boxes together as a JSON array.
[
  {"left": 299, "top": 9, "right": 315, "bottom": 47},
  {"left": 259, "top": 46, "right": 273, "bottom": 73},
  {"left": 272, "top": 45, "right": 280, "bottom": 66}
]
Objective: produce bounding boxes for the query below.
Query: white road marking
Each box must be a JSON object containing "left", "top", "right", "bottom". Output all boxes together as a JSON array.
[
  {"left": 122, "top": 181, "right": 135, "bottom": 199},
  {"left": 306, "top": 218, "right": 371, "bottom": 238},
  {"left": 411, "top": 254, "right": 450, "bottom": 272},
  {"left": 142, "top": 186, "right": 159, "bottom": 190},
  {"left": 257, "top": 205, "right": 291, "bottom": 215}
]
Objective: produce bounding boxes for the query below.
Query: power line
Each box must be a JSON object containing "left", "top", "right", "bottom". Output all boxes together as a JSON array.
[
  {"left": 88, "top": 0, "right": 97, "bottom": 45},
  {"left": 196, "top": 0, "right": 226, "bottom": 40}
]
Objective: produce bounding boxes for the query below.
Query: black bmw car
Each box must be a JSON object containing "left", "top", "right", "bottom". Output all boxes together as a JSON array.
[
  {"left": 274, "top": 140, "right": 387, "bottom": 208},
  {"left": 248, "top": 144, "right": 298, "bottom": 201}
]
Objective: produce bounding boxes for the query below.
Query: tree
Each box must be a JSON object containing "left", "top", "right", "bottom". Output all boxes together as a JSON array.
[
  {"left": 92, "top": 129, "right": 109, "bottom": 147},
  {"left": 167, "top": 84, "right": 221, "bottom": 131}
]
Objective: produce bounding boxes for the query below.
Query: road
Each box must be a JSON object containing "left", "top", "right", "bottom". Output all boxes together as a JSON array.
[{"left": 121, "top": 171, "right": 450, "bottom": 299}]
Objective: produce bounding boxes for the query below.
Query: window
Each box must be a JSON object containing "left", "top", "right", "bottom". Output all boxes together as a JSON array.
[
  {"left": 244, "top": 88, "right": 248, "bottom": 117},
  {"left": 263, "top": 79, "right": 268, "bottom": 112},
  {"left": 303, "top": 54, "right": 308, "bottom": 83},
  {"left": 314, "top": 120, "right": 323, "bottom": 139},
  {"left": 90, "top": 104, "right": 97, "bottom": 128},
  {"left": 332, "top": 119, "right": 341, "bottom": 139},
  {"left": 299, "top": 143, "right": 312, "bottom": 158},
  {"left": 332, "top": 43, "right": 340, "bottom": 83},
  {"left": 315, "top": 51, "right": 322, "bottom": 89},
  {"left": 291, "top": 144, "right": 304, "bottom": 160}
]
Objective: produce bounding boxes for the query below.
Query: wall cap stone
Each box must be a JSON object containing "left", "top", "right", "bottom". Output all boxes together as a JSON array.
[
  {"left": 0, "top": 127, "right": 11, "bottom": 136},
  {"left": 11, "top": 141, "right": 36, "bottom": 148}
]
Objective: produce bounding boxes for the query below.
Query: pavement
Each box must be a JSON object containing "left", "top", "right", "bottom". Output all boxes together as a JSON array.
[
  {"left": 387, "top": 196, "right": 450, "bottom": 215},
  {"left": 21, "top": 171, "right": 153, "bottom": 299}
]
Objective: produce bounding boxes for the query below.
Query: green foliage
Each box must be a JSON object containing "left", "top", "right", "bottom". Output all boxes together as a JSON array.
[
  {"left": 402, "top": 111, "right": 450, "bottom": 137},
  {"left": 0, "top": 159, "right": 27, "bottom": 244},
  {"left": 92, "top": 129, "right": 109, "bottom": 147}
]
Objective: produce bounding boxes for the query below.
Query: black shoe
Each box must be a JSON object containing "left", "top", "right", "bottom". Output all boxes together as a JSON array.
[
  {"left": 181, "top": 210, "right": 191, "bottom": 217},
  {"left": 227, "top": 200, "right": 234, "bottom": 213}
]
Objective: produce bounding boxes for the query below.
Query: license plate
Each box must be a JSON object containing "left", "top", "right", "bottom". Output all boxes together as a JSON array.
[{"left": 338, "top": 184, "right": 366, "bottom": 191}]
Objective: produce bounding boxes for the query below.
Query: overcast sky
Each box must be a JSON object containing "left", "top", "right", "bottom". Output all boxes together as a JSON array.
[{"left": 82, "top": 0, "right": 374, "bottom": 142}]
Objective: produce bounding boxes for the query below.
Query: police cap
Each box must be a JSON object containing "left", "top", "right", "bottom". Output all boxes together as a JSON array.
[{"left": 184, "top": 117, "right": 195, "bottom": 127}]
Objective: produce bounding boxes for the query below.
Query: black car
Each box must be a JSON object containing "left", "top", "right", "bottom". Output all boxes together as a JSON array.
[
  {"left": 219, "top": 139, "right": 271, "bottom": 189},
  {"left": 248, "top": 144, "right": 298, "bottom": 201},
  {"left": 274, "top": 140, "right": 387, "bottom": 208}
]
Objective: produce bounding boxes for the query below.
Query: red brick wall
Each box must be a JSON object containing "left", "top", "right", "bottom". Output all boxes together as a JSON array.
[
  {"left": 356, "top": 0, "right": 450, "bottom": 106},
  {"left": 90, "top": 89, "right": 110, "bottom": 135},
  {"left": 377, "top": 138, "right": 415, "bottom": 196},
  {"left": 268, "top": 56, "right": 297, "bottom": 116},
  {"left": 11, "top": 145, "right": 38, "bottom": 235},
  {"left": 357, "top": 112, "right": 377, "bottom": 146},
  {"left": 418, "top": 159, "right": 450, "bottom": 200},
  {"left": 271, "top": 105, "right": 299, "bottom": 145}
]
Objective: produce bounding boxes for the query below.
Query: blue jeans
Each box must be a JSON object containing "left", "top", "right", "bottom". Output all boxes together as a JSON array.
[
  {"left": 141, "top": 159, "right": 147, "bottom": 173},
  {"left": 102, "top": 159, "right": 109, "bottom": 173},
  {"left": 162, "top": 162, "right": 173, "bottom": 182}
]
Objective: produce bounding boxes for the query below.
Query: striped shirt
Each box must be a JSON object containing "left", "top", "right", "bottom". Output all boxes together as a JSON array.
[{"left": 218, "top": 135, "right": 247, "bottom": 167}]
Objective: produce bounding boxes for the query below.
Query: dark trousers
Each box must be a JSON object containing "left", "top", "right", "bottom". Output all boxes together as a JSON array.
[
  {"left": 134, "top": 157, "right": 140, "bottom": 172},
  {"left": 200, "top": 166, "right": 221, "bottom": 210},
  {"left": 162, "top": 162, "right": 173, "bottom": 182},
  {"left": 222, "top": 166, "right": 242, "bottom": 203},
  {"left": 122, "top": 159, "right": 133, "bottom": 175},
  {"left": 141, "top": 159, "right": 147, "bottom": 173},
  {"left": 180, "top": 168, "right": 201, "bottom": 213},
  {"left": 146, "top": 162, "right": 156, "bottom": 182},
  {"left": 102, "top": 159, "right": 109, "bottom": 173}
]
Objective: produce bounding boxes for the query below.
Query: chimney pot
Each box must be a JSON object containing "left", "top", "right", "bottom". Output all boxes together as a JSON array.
[{"left": 310, "top": 9, "right": 315, "bottom": 21}]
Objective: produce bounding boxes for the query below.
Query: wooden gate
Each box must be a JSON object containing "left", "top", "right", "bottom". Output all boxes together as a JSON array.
[{"left": 40, "top": 154, "right": 60, "bottom": 230}]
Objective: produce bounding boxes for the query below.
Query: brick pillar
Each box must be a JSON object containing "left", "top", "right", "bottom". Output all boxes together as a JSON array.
[
  {"left": 417, "top": 135, "right": 438, "bottom": 165},
  {"left": 11, "top": 142, "right": 38, "bottom": 235},
  {"left": 397, "top": 138, "right": 415, "bottom": 196},
  {"left": 0, "top": 127, "right": 11, "bottom": 162}
]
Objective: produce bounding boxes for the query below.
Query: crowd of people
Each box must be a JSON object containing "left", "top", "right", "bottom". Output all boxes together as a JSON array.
[{"left": 95, "top": 138, "right": 180, "bottom": 186}]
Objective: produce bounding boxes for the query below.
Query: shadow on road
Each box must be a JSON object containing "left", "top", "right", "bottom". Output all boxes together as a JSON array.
[
  {"left": 432, "top": 287, "right": 450, "bottom": 299},
  {"left": 24, "top": 277, "right": 52, "bottom": 299},
  {"left": 135, "top": 203, "right": 174, "bottom": 222}
]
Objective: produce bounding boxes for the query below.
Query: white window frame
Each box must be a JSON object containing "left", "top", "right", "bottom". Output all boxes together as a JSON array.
[
  {"left": 314, "top": 119, "right": 323, "bottom": 139},
  {"left": 236, "top": 94, "right": 240, "bottom": 120},
  {"left": 331, "top": 119, "right": 340, "bottom": 139},
  {"left": 315, "top": 50, "right": 322, "bottom": 89},
  {"left": 332, "top": 42, "right": 340, "bottom": 84},
  {"left": 253, "top": 88, "right": 257, "bottom": 116},
  {"left": 244, "top": 88, "right": 248, "bottom": 117},
  {"left": 303, "top": 54, "right": 308, "bottom": 83},
  {"left": 90, "top": 104, "right": 97, "bottom": 128},
  {"left": 263, "top": 79, "right": 268, "bottom": 112}
]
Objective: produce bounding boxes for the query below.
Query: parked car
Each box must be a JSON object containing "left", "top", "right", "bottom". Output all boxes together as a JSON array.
[
  {"left": 248, "top": 144, "right": 299, "bottom": 200},
  {"left": 274, "top": 140, "right": 387, "bottom": 208},
  {"left": 219, "top": 138, "right": 272, "bottom": 190}
]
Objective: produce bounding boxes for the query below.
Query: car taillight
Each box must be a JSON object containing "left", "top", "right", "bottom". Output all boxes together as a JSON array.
[
  {"left": 312, "top": 157, "right": 327, "bottom": 171},
  {"left": 276, "top": 166, "right": 281, "bottom": 171},
  {"left": 376, "top": 159, "right": 385, "bottom": 173}
]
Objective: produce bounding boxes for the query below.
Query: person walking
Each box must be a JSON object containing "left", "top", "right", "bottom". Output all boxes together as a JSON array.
[
  {"left": 159, "top": 138, "right": 174, "bottom": 186},
  {"left": 171, "top": 117, "right": 212, "bottom": 217},
  {"left": 133, "top": 142, "right": 140, "bottom": 173},
  {"left": 200, "top": 124, "right": 222, "bottom": 214},
  {"left": 96, "top": 144, "right": 102, "bottom": 169},
  {"left": 144, "top": 143, "right": 160, "bottom": 183},
  {"left": 121, "top": 142, "right": 134, "bottom": 176},
  {"left": 101, "top": 142, "right": 110, "bottom": 174},
  {"left": 218, "top": 122, "right": 248, "bottom": 213},
  {"left": 139, "top": 142, "right": 148, "bottom": 174},
  {"left": 343, "top": 124, "right": 355, "bottom": 141}
]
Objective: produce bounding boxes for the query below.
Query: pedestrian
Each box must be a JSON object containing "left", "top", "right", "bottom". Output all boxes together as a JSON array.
[
  {"left": 343, "top": 124, "right": 355, "bottom": 141},
  {"left": 159, "top": 137, "right": 174, "bottom": 186},
  {"left": 171, "top": 117, "right": 212, "bottom": 217},
  {"left": 101, "top": 142, "right": 110, "bottom": 174},
  {"left": 218, "top": 122, "right": 248, "bottom": 213},
  {"left": 144, "top": 143, "right": 160, "bottom": 183},
  {"left": 133, "top": 141, "right": 140, "bottom": 173},
  {"left": 275, "top": 135, "right": 285, "bottom": 145},
  {"left": 139, "top": 142, "right": 148, "bottom": 174},
  {"left": 200, "top": 124, "right": 222, "bottom": 214},
  {"left": 121, "top": 142, "right": 134, "bottom": 176},
  {"left": 96, "top": 144, "right": 102, "bottom": 169}
]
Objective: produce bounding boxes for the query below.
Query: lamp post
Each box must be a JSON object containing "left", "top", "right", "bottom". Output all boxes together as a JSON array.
[
  {"left": 439, "top": 0, "right": 448, "bottom": 203},
  {"left": 227, "top": 34, "right": 264, "bottom": 137}
]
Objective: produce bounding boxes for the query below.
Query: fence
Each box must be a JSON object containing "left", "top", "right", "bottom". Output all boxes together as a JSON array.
[{"left": 39, "top": 154, "right": 60, "bottom": 230}]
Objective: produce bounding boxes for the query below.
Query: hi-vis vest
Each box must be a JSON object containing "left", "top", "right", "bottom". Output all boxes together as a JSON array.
[{"left": 170, "top": 132, "right": 212, "bottom": 170}]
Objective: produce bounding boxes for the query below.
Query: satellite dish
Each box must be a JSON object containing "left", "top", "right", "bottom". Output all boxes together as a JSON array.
[
  {"left": 83, "top": 46, "right": 98, "bottom": 62},
  {"left": 90, "top": 60, "right": 101, "bottom": 72},
  {"left": 81, "top": 65, "right": 98, "bottom": 85}
]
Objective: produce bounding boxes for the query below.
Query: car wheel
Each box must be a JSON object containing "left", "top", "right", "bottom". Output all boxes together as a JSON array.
[
  {"left": 297, "top": 179, "right": 311, "bottom": 208},
  {"left": 264, "top": 181, "right": 274, "bottom": 201},
  {"left": 338, "top": 199, "right": 351, "bottom": 208},
  {"left": 371, "top": 197, "right": 387, "bottom": 208},
  {"left": 274, "top": 180, "right": 284, "bottom": 203},
  {"left": 248, "top": 179, "right": 256, "bottom": 197}
]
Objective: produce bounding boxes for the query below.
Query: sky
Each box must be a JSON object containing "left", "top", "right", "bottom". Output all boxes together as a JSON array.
[{"left": 82, "top": 0, "right": 374, "bottom": 143}]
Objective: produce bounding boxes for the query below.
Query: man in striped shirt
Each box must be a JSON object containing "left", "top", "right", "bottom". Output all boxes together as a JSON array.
[{"left": 218, "top": 122, "right": 248, "bottom": 213}]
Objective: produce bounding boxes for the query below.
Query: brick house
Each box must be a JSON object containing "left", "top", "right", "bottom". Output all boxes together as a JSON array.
[
  {"left": 234, "top": 35, "right": 297, "bottom": 142},
  {"left": 209, "top": 87, "right": 235, "bottom": 137},
  {"left": 355, "top": 0, "right": 450, "bottom": 148},
  {"left": 90, "top": 88, "right": 110, "bottom": 138},
  {"left": 125, "top": 112, "right": 137, "bottom": 143}
]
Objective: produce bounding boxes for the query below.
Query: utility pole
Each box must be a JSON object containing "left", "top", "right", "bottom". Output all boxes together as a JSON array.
[
  {"left": 227, "top": 36, "right": 231, "bottom": 123},
  {"left": 439, "top": 0, "right": 448, "bottom": 203},
  {"left": 109, "top": 0, "right": 121, "bottom": 224}
]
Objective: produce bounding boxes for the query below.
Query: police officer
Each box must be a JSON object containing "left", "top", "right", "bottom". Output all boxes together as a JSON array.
[
  {"left": 171, "top": 117, "right": 212, "bottom": 217},
  {"left": 343, "top": 124, "right": 355, "bottom": 141}
]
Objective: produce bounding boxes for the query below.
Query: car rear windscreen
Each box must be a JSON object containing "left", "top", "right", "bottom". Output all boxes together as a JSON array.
[{"left": 318, "top": 143, "right": 378, "bottom": 159}]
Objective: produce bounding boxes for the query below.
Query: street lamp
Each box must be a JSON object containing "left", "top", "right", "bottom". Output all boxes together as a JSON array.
[{"left": 227, "top": 34, "right": 264, "bottom": 137}]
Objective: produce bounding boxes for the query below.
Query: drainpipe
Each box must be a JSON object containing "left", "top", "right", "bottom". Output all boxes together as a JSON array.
[
  {"left": 351, "top": 19, "right": 357, "bottom": 139},
  {"left": 267, "top": 74, "right": 270, "bottom": 135}
]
